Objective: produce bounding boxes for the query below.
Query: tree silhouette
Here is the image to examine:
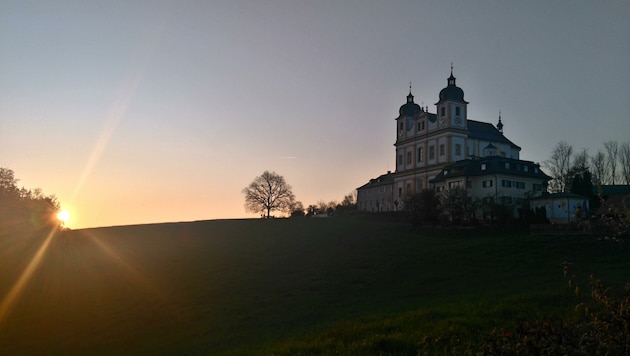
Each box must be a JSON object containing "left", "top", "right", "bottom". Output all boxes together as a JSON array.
[
  {"left": 0, "top": 167, "right": 60, "bottom": 231},
  {"left": 242, "top": 171, "right": 295, "bottom": 218}
]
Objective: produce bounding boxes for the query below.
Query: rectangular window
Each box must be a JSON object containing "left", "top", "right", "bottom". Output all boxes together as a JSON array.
[
  {"left": 524, "top": 165, "right": 529, "bottom": 172},
  {"left": 455, "top": 144, "right": 462, "bottom": 156},
  {"left": 417, "top": 147, "right": 423, "bottom": 162},
  {"left": 455, "top": 107, "right": 460, "bottom": 116},
  {"left": 515, "top": 181, "right": 525, "bottom": 189},
  {"left": 436, "top": 186, "right": 444, "bottom": 193},
  {"left": 406, "top": 152, "right": 412, "bottom": 165},
  {"left": 418, "top": 121, "right": 425, "bottom": 131},
  {"left": 439, "top": 144, "right": 445, "bottom": 156},
  {"left": 440, "top": 107, "right": 445, "bottom": 117},
  {"left": 398, "top": 154, "right": 403, "bottom": 165},
  {"left": 505, "top": 162, "right": 510, "bottom": 169},
  {"left": 448, "top": 181, "right": 461, "bottom": 189},
  {"left": 429, "top": 146, "right": 435, "bottom": 160},
  {"left": 502, "top": 180, "right": 512, "bottom": 188},
  {"left": 482, "top": 180, "right": 493, "bottom": 188},
  {"left": 533, "top": 183, "right": 542, "bottom": 191}
]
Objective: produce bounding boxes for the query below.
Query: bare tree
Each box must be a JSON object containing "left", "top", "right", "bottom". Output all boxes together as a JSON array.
[
  {"left": 604, "top": 140, "right": 619, "bottom": 185},
  {"left": 544, "top": 141, "right": 573, "bottom": 193},
  {"left": 572, "top": 148, "right": 589, "bottom": 173},
  {"left": 591, "top": 150, "right": 607, "bottom": 186},
  {"left": 620, "top": 141, "right": 630, "bottom": 185},
  {"left": 242, "top": 171, "right": 295, "bottom": 218}
]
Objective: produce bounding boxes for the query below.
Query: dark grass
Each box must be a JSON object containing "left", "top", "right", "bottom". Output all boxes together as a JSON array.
[{"left": 0, "top": 218, "right": 628, "bottom": 354}]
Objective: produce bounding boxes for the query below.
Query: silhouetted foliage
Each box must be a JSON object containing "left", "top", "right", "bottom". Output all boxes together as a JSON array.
[
  {"left": 481, "top": 196, "right": 514, "bottom": 225},
  {"left": 335, "top": 191, "right": 357, "bottom": 214},
  {"left": 242, "top": 171, "right": 296, "bottom": 218},
  {"left": 403, "top": 189, "right": 441, "bottom": 226},
  {"left": 440, "top": 187, "right": 476, "bottom": 225},
  {"left": 0, "top": 167, "right": 60, "bottom": 232},
  {"left": 290, "top": 201, "right": 305, "bottom": 217},
  {"left": 481, "top": 266, "right": 630, "bottom": 354}
]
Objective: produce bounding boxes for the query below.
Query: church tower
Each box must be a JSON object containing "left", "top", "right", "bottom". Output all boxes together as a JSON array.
[{"left": 435, "top": 65, "right": 468, "bottom": 130}]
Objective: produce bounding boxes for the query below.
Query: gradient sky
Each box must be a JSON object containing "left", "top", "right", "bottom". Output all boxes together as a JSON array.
[{"left": 1, "top": 1, "right": 629, "bottom": 229}]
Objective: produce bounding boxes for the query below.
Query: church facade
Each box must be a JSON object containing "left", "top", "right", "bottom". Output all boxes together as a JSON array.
[{"left": 357, "top": 68, "right": 550, "bottom": 217}]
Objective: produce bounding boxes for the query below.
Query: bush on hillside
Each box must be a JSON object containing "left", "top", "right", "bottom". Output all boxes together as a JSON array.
[{"left": 477, "top": 265, "right": 630, "bottom": 355}]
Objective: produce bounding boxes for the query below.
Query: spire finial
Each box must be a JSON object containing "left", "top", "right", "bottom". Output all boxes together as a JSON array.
[
  {"left": 409, "top": 81, "right": 412, "bottom": 94},
  {"left": 497, "top": 110, "right": 504, "bottom": 133},
  {"left": 450, "top": 62, "right": 454, "bottom": 75}
]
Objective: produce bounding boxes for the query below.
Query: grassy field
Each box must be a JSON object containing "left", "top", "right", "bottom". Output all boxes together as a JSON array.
[{"left": 0, "top": 217, "right": 628, "bottom": 354}]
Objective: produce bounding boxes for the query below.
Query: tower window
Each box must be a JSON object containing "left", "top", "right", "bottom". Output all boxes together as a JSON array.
[
  {"left": 439, "top": 144, "right": 445, "bottom": 156},
  {"left": 417, "top": 147, "right": 423, "bottom": 162},
  {"left": 455, "top": 144, "right": 462, "bottom": 156},
  {"left": 440, "top": 107, "right": 445, "bottom": 117},
  {"left": 406, "top": 152, "right": 412, "bottom": 165},
  {"left": 429, "top": 146, "right": 435, "bottom": 160},
  {"left": 455, "top": 107, "right": 460, "bottom": 115}
]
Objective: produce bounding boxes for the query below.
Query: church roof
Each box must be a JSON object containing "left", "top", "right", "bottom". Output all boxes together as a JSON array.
[
  {"left": 398, "top": 92, "right": 422, "bottom": 117},
  {"left": 357, "top": 171, "right": 395, "bottom": 190},
  {"left": 467, "top": 120, "right": 521, "bottom": 150},
  {"left": 430, "top": 156, "right": 551, "bottom": 184}
]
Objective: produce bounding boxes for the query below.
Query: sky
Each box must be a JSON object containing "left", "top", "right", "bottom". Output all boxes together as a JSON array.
[{"left": 1, "top": 1, "right": 629, "bottom": 229}]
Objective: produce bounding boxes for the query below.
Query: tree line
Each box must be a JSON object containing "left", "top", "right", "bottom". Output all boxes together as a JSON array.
[
  {"left": 242, "top": 170, "right": 356, "bottom": 218},
  {"left": 544, "top": 140, "right": 630, "bottom": 194},
  {"left": 0, "top": 167, "right": 60, "bottom": 232}
]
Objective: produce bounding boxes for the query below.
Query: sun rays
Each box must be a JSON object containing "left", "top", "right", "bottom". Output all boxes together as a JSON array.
[{"left": 0, "top": 227, "right": 57, "bottom": 329}]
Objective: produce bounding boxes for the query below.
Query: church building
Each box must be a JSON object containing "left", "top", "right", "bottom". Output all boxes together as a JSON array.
[{"left": 357, "top": 67, "right": 551, "bottom": 217}]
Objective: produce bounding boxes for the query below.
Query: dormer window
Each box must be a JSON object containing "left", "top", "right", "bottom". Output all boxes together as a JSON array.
[{"left": 481, "top": 163, "right": 486, "bottom": 171}]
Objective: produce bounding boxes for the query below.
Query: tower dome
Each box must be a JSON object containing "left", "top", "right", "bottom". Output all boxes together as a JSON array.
[
  {"left": 436, "top": 67, "right": 468, "bottom": 105},
  {"left": 399, "top": 91, "right": 421, "bottom": 117}
]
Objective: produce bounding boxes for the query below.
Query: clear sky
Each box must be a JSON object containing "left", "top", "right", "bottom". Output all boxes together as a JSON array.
[{"left": 1, "top": 1, "right": 629, "bottom": 229}]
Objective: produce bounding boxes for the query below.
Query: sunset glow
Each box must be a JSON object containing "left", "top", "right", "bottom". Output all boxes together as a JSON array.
[
  {"left": 1, "top": 2, "right": 627, "bottom": 229},
  {"left": 57, "top": 210, "right": 70, "bottom": 225}
]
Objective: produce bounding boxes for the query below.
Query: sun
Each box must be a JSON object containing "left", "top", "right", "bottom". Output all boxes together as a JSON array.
[{"left": 56, "top": 210, "right": 70, "bottom": 225}]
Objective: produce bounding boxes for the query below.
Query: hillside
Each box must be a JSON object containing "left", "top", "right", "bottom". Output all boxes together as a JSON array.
[{"left": 0, "top": 218, "right": 627, "bottom": 354}]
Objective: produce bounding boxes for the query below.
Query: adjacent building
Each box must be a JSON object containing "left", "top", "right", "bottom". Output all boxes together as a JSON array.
[{"left": 357, "top": 68, "right": 551, "bottom": 218}]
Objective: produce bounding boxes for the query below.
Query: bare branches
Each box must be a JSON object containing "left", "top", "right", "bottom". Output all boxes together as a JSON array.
[
  {"left": 242, "top": 171, "right": 295, "bottom": 218},
  {"left": 604, "top": 141, "right": 619, "bottom": 185},
  {"left": 544, "top": 141, "right": 573, "bottom": 193},
  {"left": 620, "top": 142, "right": 630, "bottom": 185}
]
